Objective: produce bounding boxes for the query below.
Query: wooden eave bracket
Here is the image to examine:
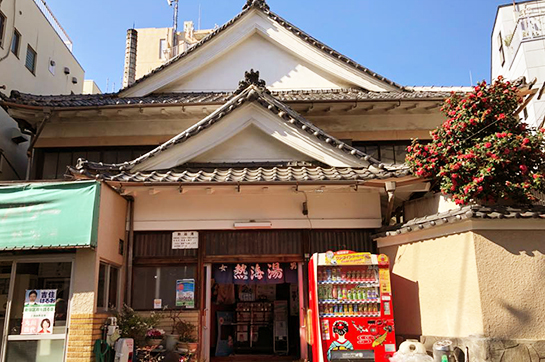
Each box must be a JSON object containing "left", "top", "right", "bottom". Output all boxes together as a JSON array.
[{"left": 383, "top": 181, "right": 396, "bottom": 226}]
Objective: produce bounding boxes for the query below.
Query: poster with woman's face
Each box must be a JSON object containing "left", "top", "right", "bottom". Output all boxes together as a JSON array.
[{"left": 21, "top": 289, "right": 56, "bottom": 335}]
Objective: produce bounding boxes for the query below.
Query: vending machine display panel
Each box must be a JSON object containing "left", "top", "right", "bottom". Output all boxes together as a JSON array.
[{"left": 309, "top": 251, "right": 396, "bottom": 362}]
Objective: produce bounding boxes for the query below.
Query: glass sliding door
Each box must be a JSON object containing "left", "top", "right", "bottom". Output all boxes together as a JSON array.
[
  {"left": 0, "top": 262, "right": 13, "bottom": 361},
  {"left": 4, "top": 261, "right": 72, "bottom": 362}
]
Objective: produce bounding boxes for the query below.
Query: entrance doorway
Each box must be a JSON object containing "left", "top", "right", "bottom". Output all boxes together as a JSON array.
[{"left": 207, "top": 262, "right": 303, "bottom": 361}]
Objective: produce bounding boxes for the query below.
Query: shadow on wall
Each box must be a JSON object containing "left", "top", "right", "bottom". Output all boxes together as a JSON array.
[
  {"left": 390, "top": 274, "right": 422, "bottom": 343},
  {"left": 477, "top": 230, "right": 545, "bottom": 257}
]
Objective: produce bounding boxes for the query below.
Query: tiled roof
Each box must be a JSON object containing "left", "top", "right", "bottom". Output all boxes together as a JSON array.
[
  {"left": 1, "top": 89, "right": 451, "bottom": 109},
  {"left": 73, "top": 73, "right": 410, "bottom": 181},
  {"left": 377, "top": 204, "right": 545, "bottom": 238},
  {"left": 119, "top": 0, "right": 404, "bottom": 93},
  {"left": 71, "top": 165, "right": 409, "bottom": 183},
  {"left": 77, "top": 79, "right": 400, "bottom": 172}
]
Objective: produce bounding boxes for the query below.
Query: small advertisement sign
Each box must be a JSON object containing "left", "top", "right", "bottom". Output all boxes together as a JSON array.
[
  {"left": 172, "top": 231, "right": 199, "bottom": 249},
  {"left": 176, "top": 279, "right": 195, "bottom": 308},
  {"left": 21, "top": 289, "right": 56, "bottom": 335}
]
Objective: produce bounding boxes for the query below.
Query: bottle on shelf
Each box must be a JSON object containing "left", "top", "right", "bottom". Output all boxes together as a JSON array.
[
  {"left": 332, "top": 285, "right": 338, "bottom": 300},
  {"left": 353, "top": 304, "right": 358, "bottom": 314},
  {"left": 326, "top": 268, "right": 332, "bottom": 281}
]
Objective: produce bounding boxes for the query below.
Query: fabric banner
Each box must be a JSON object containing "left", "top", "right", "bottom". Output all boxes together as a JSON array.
[
  {"left": 214, "top": 262, "right": 299, "bottom": 285},
  {"left": 21, "top": 289, "right": 57, "bottom": 335},
  {"left": 0, "top": 181, "right": 101, "bottom": 250}
]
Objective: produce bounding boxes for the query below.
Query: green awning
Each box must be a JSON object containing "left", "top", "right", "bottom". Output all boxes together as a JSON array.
[{"left": 0, "top": 181, "right": 101, "bottom": 250}]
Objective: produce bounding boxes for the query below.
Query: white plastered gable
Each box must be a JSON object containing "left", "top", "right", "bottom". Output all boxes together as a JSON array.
[
  {"left": 132, "top": 103, "right": 369, "bottom": 172},
  {"left": 121, "top": 10, "right": 397, "bottom": 97}
]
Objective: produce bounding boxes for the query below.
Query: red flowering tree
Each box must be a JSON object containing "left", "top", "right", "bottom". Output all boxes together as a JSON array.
[{"left": 406, "top": 77, "right": 545, "bottom": 205}]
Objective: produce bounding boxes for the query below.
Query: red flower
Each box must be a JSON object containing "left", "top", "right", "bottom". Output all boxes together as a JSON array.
[
  {"left": 520, "top": 165, "right": 528, "bottom": 174},
  {"left": 522, "top": 138, "right": 530, "bottom": 145},
  {"left": 485, "top": 142, "right": 492, "bottom": 148}
]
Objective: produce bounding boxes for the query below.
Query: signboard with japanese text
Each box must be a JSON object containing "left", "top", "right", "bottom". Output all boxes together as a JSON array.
[
  {"left": 21, "top": 289, "right": 56, "bottom": 335},
  {"left": 176, "top": 279, "right": 195, "bottom": 308},
  {"left": 172, "top": 231, "right": 199, "bottom": 249}
]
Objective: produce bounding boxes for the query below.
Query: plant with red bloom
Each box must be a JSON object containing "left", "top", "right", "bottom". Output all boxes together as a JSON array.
[{"left": 406, "top": 77, "right": 545, "bottom": 205}]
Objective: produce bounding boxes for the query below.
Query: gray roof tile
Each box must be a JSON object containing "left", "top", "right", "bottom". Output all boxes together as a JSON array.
[
  {"left": 376, "top": 204, "right": 545, "bottom": 238},
  {"left": 1, "top": 89, "right": 452, "bottom": 109}
]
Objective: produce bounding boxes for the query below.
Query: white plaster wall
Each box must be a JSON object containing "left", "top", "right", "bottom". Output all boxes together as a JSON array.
[
  {"left": 0, "top": 0, "right": 84, "bottom": 95},
  {"left": 131, "top": 186, "right": 382, "bottom": 230},
  {"left": 191, "top": 124, "right": 312, "bottom": 163},
  {"left": 161, "top": 33, "right": 351, "bottom": 92},
  {"left": 491, "top": 3, "right": 545, "bottom": 128},
  {"left": 0, "top": 108, "right": 27, "bottom": 180}
]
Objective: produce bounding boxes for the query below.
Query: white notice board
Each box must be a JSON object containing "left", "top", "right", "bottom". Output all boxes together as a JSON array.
[{"left": 172, "top": 231, "right": 199, "bottom": 249}]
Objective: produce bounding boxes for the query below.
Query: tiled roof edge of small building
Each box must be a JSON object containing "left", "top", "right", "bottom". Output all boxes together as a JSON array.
[{"left": 373, "top": 204, "right": 545, "bottom": 239}]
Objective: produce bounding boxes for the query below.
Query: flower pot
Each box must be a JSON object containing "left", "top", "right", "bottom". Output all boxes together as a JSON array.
[
  {"left": 147, "top": 338, "right": 162, "bottom": 347},
  {"left": 187, "top": 342, "right": 198, "bottom": 353},
  {"left": 165, "top": 334, "right": 180, "bottom": 351}
]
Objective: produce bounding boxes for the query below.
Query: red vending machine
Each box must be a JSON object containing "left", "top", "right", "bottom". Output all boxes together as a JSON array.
[{"left": 309, "top": 251, "right": 396, "bottom": 362}]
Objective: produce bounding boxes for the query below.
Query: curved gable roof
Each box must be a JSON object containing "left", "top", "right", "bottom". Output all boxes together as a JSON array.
[{"left": 119, "top": 0, "right": 403, "bottom": 96}]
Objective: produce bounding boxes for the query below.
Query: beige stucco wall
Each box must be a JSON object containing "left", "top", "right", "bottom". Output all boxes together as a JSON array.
[
  {"left": 96, "top": 183, "right": 127, "bottom": 267},
  {"left": 380, "top": 232, "right": 485, "bottom": 338},
  {"left": 473, "top": 230, "right": 545, "bottom": 340},
  {"left": 70, "top": 249, "right": 97, "bottom": 314},
  {"left": 134, "top": 27, "right": 173, "bottom": 80},
  {"left": 83, "top": 80, "right": 102, "bottom": 95}
]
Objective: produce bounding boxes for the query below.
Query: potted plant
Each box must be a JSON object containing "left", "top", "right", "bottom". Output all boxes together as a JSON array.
[
  {"left": 115, "top": 305, "right": 159, "bottom": 348},
  {"left": 145, "top": 328, "right": 165, "bottom": 346},
  {"left": 175, "top": 319, "right": 198, "bottom": 353}
]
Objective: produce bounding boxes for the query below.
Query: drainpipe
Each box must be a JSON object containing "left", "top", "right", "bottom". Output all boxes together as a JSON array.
[
  {"left": 125, "top": 195, "right": 135, "bottom": 306},
  {"left": 25, "top": 108, "right": 51, "bottom": 180}
]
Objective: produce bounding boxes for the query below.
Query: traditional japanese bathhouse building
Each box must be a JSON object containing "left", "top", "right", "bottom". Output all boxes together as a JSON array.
[{"left": 0, "top": 1, "right": 469, "bottom": 360}]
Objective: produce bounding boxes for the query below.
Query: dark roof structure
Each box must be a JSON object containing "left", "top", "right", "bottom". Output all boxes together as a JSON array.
[
  {"left": 72, "top": 165, "right": 409, "bottom": 184},
  {"left": 73, "top": 71, "right": 411, "bottom": 183},
  {"left": 376, "top": 204, "right": 545, "bottom": 238},
  {"left": 119, "top": 0, "right": 404, "bottom": 94},
  {"left": 0, "top": 89, "right": 452, "bottom": 109}
]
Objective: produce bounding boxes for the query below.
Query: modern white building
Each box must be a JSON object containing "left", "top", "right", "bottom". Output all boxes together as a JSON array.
[
  {"left": 0, "top": 0, "right": 84, "bottom": 180},
  {"left": 492, "top": 0, "right": 545, "bottom": 128}
]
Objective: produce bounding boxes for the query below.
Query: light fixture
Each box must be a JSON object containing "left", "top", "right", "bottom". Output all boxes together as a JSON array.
[{"left": 233, "top": 221, "right": 272, "bottom": 229}]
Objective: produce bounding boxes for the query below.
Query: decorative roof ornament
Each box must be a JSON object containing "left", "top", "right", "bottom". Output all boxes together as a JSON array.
[
  {"left": 234, "top": 69, "right": 267, "bottom": 94},
  {"left": 242, "top": 0, "right": 270, "bottom": 11}
]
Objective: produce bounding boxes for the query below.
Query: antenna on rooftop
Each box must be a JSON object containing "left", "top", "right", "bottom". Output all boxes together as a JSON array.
[{"left": 167, "top": 0, "right": 179, "bottom": 55}]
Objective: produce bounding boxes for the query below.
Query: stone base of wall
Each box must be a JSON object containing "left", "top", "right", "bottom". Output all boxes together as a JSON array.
[
  {"left": 66, "top": 313, "right": 109, "bottom": 362},
  {"left": 421, "top": 335, "right": 545, "bottom": 362}
]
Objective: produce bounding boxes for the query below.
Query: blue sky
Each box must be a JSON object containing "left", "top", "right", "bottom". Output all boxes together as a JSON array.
[{"left": 47, "top": 0, "right": 509, "bottom": 93}]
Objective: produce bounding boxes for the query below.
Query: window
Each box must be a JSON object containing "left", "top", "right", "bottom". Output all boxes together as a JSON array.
[
  {"left": 25, "top": 44, "right": 36, "bottom": 74},
  {"left": 159, "top": 38, "right": 167, "bottom": 59},
  {"left": 37, "top": 146, "right": 155, "bottom": 179},
  {"left": 498, "top": 32, "right": 505, "bottom": 67},
  {"left": 132, "top": 265, "right": 196, "bottom": 310},
  {"left": 11, "top": 29, "right": 20, "bottom": 57},
  {"left": 4, "top": 261, "right": 72, "bottom": 362},
  {"left": 0, "top": 12, "right": 6, "bottom": 48},
  {"left": 97, "top": 262, "right": 120, "bottom": 310},
  {"left": 353, "top": 141, "right": 413, "bottom": 165}
]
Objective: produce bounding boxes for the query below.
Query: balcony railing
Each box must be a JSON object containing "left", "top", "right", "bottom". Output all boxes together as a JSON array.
[{"left": 33, "top": 0, "right": 73, "bottom": 52}]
